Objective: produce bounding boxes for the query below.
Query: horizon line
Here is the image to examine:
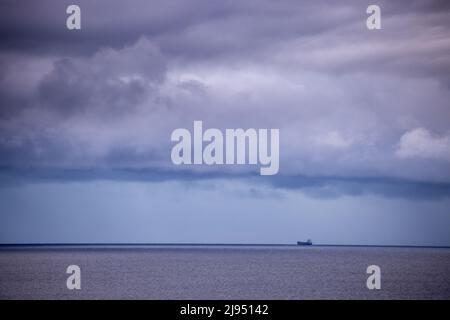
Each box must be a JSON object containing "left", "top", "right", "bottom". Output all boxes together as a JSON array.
[{"left": 1, "top": 242, "right": 449, "bottom": 249}]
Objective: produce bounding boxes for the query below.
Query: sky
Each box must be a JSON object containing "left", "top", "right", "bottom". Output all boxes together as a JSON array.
[{"left": 0, "top": 0, "right": 450, "bottom": 245}]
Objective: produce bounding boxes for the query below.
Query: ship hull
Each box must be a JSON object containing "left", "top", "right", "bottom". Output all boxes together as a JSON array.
[{"left": 297, "top": 241, "right": 312, "bottom": 246}]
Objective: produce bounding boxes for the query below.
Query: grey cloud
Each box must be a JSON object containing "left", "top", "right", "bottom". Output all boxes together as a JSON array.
[
  {"left": 3, "top": 0, "right": 448, "bottom": 66},
  {"left": 1, "top": 166, "right": 450, "bottom": 201},
  {"left": 37, "top": 37, "right": 166, "bottom": 116},
  {"left": 265, "top": 175, "right": 450, "bottom": 200},
  {"left": 1, "top": 0, "right": 450, "bottom": 186}
]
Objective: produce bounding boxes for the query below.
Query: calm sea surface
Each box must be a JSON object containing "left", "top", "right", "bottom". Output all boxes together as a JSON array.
[{"left": 0, "top": 246, "right": 449, "bottom": 299}]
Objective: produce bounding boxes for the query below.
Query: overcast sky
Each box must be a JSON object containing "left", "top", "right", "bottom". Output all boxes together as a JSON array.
[{"left": 1, "top": 0, "right": 450, "bottom": 245}]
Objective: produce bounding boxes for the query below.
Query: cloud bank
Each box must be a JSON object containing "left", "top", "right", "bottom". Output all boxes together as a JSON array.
[{"left": 1, "top": 0, "right": 450, "bottom": 186}]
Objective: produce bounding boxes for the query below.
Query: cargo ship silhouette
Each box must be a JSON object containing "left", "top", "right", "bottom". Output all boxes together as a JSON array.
[{"left": 297, "top": 239, "right": 312, "bottom": 246}]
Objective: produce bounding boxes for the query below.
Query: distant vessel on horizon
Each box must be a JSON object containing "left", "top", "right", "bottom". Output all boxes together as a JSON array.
[{"left": 297, "top": 239, "right": 313, "bottom": 246}]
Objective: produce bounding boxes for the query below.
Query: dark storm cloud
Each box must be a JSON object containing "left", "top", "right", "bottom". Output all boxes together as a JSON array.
[
  {"left": 1, "top": 166, "right": 450, "bottom": 201},
  {"left": 37, "top": 38, "right": 166, "bottom": 115},
  {"left": 1, "top": 0, "right": 449, "bottom": 67},
  {"left": 1, "top": 0, "right": 450, "bottom": 189},
  {"left": 0, "top": 166, "right": 248, "bottom": 188},
  {"left": 0, "top": 0, "right": 239, "bottom": 55},
  {"left": 265, "top": 175, "right": 450, "bottom": 200}
]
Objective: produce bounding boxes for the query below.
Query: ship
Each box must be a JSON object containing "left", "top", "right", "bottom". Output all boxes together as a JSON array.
[{"left": 297, "top": 239, "right": 312, "bottom": 246}]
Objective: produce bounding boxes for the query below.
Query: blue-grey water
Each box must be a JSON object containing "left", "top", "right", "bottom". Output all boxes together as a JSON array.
[{"left": 0, "top": 246, "right": 449, "bottom": 299}]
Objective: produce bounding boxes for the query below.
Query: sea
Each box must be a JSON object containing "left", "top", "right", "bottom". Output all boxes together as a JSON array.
[{"left": 0, "top": 245, "right": 449, "bottom": 299}]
